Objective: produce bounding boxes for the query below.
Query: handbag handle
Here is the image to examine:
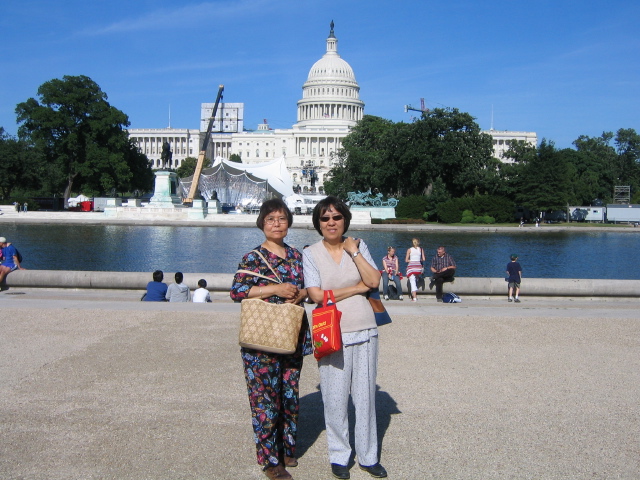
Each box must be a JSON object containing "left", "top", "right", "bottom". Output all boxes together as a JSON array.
[
  {"left": 235, "top": 249, "right": 283, "bottom": 284},
  {"left": 322, "top": 290, "right": 337, "bottom": 306}
]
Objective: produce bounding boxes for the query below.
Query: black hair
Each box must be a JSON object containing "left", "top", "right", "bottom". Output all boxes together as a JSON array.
[
  {"left": 175, "top": 271, "right": 183, "bottom": 283},
  {"left": 152, "top": 270, "right": 164, "bottom": 282},
  {"left": 311, "top": 195, "right": 352, "bottom": 235},
  {"left": 256, "top": 198, "right": 293, "bottom": 230},
  {"left": 198, "top": 278, "right": 207, "bottom": 288}
]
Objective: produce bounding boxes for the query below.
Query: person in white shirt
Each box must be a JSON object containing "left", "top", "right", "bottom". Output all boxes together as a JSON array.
[{"left": 192, "top": 278, "right": 212, "bottom": 303}]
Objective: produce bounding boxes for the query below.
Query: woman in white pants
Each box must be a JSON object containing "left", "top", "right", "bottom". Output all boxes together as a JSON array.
[
  {"left": 405, "top": 238, "right": 425, "bottom": 302},
  {"left": 303, "top": 196, "right": 388, "bottom": 480}
]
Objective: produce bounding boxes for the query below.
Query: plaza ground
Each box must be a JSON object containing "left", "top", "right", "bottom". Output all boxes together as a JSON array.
[{"left": 1, "top": 289, "right": 638, "bottom": 479}]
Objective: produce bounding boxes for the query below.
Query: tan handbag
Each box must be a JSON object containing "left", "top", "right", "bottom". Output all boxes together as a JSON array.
[{"left": 237, "top": 250, "right": 305, "bottom": 354}]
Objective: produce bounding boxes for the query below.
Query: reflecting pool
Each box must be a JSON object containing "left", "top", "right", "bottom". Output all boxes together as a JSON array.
[{"left": 2, "top": 224, "right": 639, "bottom": 279}]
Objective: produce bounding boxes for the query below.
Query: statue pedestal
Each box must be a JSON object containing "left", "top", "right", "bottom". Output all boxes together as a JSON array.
[
  {"left": 207, "top": 199, "right": 222, "bottom": 214},
  {"left": 149, "top": 171, "right": 182, "bottom": 207},
  {"left": 188, "top": 199, "right": 207, "bottom": 220}
]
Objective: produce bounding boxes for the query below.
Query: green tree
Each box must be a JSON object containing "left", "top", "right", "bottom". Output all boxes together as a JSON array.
[
  {"left": 176, "top": 157, "right": 201, "bottom": 178},
  {"left": 229, "top": 153, "right": 242, "bottom": 163},
  {"left": 324, "top": 115, "right": 395, "bottom": 198},
  {"left": 572, "top": 132, "right": 618, "bottom": 202},
  {"left": 615, "top": 128, "right": 640, "bottom": 192},
  {"left": 15, "top": 75, "right": 153, "bottom": 202},
  {"left": 515, "top": 140, "right": 572, "bottom": 213},
  {"left": 0, "top": 127, "right": 42, "bottom": 199},
  {"left": 324, "top": 109, "right": 495, "bottom": 199}
]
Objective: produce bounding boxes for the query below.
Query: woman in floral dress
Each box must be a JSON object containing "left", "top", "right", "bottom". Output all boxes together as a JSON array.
[{"left": 230, "top": 199, "right": 312, "bottom": 480}]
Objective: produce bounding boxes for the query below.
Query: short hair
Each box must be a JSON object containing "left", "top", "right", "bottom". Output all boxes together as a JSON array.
[
  {"left": 152, "top": 270, "right": 164, "bottom": 282},
  {"left": 256, "top": 198, "right": 293, "bottom": 230},
  {"left": 198, "top": 279, "right": 207, "bottom": 288},
  {"left": 175, "top": 272, "right": 183, "bottom": 283},
  {"left": 312, "top": 196, "right": 352, "bottom": 235}
]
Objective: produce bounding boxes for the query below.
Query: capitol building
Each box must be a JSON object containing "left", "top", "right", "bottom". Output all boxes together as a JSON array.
[{"left": 129, "top": 22, "right": 536, "bottom": 193}]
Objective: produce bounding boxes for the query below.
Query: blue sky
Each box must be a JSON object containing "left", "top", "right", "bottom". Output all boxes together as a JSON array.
[{"left": 1, "top": 0, "right": 638, "bottom": 149}]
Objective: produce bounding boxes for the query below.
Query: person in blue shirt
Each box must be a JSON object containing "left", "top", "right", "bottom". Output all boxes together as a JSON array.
[
  {"left": 506, "top": 254, "right": 523, "bottom": 303},
  {"left": 0, "top": 236, "right": 24, "bottom": 288},
  {"left": 142, "top": 270, "right": 168, "bottom": 301}
]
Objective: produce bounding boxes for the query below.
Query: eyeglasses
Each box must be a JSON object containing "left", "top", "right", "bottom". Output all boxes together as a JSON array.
[
  {"left": 319, "top": 214, "right": 344, "bottom": 223},
  {"left": 265, "top": 216, "right": 288, "bottom": 225}
]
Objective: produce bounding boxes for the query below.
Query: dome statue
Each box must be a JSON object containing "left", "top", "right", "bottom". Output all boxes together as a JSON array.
[{"left": 296, "top": 21, "right": 364, "bottom": 128}]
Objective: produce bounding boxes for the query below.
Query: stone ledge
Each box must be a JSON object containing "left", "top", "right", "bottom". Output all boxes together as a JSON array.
[{"left": 3, "top": 270, "right": 639, "bottom": 297}]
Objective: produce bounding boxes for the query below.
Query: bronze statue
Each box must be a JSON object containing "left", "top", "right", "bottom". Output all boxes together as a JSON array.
[{"left": 161, "top": 141, "right": 172, "bottom": 169}]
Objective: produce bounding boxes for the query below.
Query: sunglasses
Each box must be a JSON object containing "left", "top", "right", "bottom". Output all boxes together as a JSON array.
[{"left": 319, "top": 214, "right": 344, "bottom": 222}]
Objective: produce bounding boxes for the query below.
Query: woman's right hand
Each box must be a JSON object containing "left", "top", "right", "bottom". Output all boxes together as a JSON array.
[{"left": 276, "top": 282, "right": 299, "bottom": 300}]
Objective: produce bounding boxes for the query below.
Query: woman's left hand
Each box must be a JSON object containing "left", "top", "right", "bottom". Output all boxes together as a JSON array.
[
  {"left": 286, "top": 288, "right": 308, "bottom": 305},
  {"left": 343, "top": 236, "right": 361, "bottom": 256}
]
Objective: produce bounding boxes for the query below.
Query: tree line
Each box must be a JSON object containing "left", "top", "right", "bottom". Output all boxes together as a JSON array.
[
  {"left": 0, "top": 75, "right": 154, "bottom": 204},
  {"left": 323, "top": 110, "right": 640, "bottom": 222}
]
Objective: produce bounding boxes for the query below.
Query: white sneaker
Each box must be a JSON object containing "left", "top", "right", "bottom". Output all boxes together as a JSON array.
[
  {"left": 399, "top": 295, "right": 403, "bottom": 301},
  {"left": 384, "top": 295, "right": 389, "bottom": 301},
  {"left": 412, "top": 298, "right": 417, "bottom": 302}
]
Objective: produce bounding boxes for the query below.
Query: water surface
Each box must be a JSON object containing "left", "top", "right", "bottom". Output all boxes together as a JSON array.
[{"left": 2, "top": 224, "right": 638, "bottom": 279}]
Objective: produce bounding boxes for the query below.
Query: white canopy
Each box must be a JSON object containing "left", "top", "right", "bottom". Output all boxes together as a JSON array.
[
  {"left": 211, "top": 157, "right": 294, "bottom": 198},
  {"left": 179, "top": 156, "right": 294, "bottom": 206}
]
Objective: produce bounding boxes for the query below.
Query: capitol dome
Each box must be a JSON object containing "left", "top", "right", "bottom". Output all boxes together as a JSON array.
[{"left": 296, "top": 21, "right": 364, "bottom": 128}]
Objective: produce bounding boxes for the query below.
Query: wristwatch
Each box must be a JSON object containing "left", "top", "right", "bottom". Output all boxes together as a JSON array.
[{"left": 352, "top": 250, "right": 361, "bottom": 258}]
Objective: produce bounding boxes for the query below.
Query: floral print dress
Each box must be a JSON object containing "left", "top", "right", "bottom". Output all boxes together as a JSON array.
[{"left": 230, "top": 244, "right": 312, "bottom": 468}]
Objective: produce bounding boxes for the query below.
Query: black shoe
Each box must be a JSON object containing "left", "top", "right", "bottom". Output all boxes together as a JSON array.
[
  {"left": 359, "top": 463, "right": 387, "bottom": 478},
  {"left": 331, "top": 463, "right": 350, "bottom": 479},
  {"left": 428, "top": 280, "right": 435, "bottom": 290}
]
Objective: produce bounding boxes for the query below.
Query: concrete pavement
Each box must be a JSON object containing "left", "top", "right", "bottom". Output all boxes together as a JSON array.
[{"left": 1, "top": 289, "right": 639, "bottom": 479}]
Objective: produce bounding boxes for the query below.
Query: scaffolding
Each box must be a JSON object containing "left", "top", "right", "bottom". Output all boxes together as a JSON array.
[{"left": 613, "top": 186, "right": 630, "bottom": 204}]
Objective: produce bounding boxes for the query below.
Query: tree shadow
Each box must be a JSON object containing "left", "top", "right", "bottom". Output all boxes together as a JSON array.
[{"left": 296, "top": 384, "right": 401, "bottom": 465}]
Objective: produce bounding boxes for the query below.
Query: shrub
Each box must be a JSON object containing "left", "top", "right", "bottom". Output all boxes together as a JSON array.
[
  {"left": 460, "top": 209, "right": 475, "bottom": 223},
  {"left": 396, "top": 195, "right": 429, "bottom": 219},
  {"left": 436, "top": 195, "right": 514, "bottom": 223}
]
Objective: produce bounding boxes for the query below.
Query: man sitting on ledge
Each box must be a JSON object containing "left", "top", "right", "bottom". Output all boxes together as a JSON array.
[
  {"left": 429, "top": 246, "right": 456, "bottom": 302},
  {"left": 142, "top": 270, "right": 168, "bottom": 301},
  {"left": 0, "top": 236, "right": 24, "bottom": 290}
]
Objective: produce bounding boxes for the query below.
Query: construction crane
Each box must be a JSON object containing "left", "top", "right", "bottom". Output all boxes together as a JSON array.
[
  {"left": 403, "top": 98, "right": 429, "bottom": 114},
  {"left": 184, "top": 84, "right": 224, "bottom": 204}
]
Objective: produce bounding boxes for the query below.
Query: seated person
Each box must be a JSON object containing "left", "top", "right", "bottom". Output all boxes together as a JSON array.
[
  {"left": 381, "top": 246, "right": 403, "bottom": 300},
  {"left": 429, "top": 246, "right": 456, "bottom": 302},
  {"left": 0, "top": 237, "right": 24, "bottom": 289},
  {"left": 143, "top": 270, "right": 168, "bottom": 301},
  {"left": 165, "top": 271, "right": 191, "bottom": 302},
  {"left": 192, "top": 278, "right": 212, "bottom": 303}
]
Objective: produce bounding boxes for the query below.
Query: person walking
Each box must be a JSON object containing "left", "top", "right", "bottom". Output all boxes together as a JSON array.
[
  {"left": 303, "top": 196, "right": 387, "bottom": 479},
  {"left": 230, "top": 198, "right": 312, "bottom": 480},
  {"left": 506, "top": 254, "right": 522, "bottom": 303},
  {"left": 405, "top": 238, "right": 425, "bottom": 302}
]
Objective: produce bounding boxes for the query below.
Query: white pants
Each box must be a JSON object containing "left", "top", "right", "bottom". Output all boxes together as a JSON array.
[
  {"left": 318, "top": 335, "right": 379, "bottom": 466},
  {"left": 409, "top": 275, "right": 418, "bottom": 293}
]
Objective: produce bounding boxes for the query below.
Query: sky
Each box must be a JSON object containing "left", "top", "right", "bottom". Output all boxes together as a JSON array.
[{"left": 1, "top": 0, "right": 638, "bottom": 149}]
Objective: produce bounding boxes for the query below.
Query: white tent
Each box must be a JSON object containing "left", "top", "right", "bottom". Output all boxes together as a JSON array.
[{"left": 179, "top": 157, "right": 294, "bottom": 206}]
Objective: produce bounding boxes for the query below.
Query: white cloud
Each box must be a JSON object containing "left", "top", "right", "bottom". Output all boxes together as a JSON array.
[{"left": 78, "top": 0, "right": 273, "bottom": 36}]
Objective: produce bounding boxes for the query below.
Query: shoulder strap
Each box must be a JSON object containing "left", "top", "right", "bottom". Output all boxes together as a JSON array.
[
  {"left": 251, "top": 249, "right": 283, "bottom": 282},
  {"left": 234, "top": 249, "right": 283, "bottom": 284},
  {"left": 235, "top": 269, "right": 281, "bottom": 284}
]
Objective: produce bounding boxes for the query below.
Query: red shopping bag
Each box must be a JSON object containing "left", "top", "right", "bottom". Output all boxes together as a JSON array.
[{"left": 312, "top": 290, "right": 342, "bottom": 360}]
